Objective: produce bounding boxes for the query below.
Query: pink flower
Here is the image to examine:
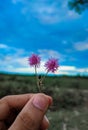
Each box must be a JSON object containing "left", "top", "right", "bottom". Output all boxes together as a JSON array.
[
  {"left": 45, "top": 58, "right": 59, "bottom": 73},
  {"left": 28, "top": 54, "right": 41, "bottom": 67}
]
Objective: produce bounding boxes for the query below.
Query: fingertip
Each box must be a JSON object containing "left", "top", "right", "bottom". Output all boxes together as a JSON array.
[
  {"left": 32, "top": 94, "right": 50, "bottom": 111},
  {"left": 48, "top": 96, "right": 53, "bottom": 106}
]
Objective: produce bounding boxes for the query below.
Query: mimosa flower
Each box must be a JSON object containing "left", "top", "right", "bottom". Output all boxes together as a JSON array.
[
  {"left": 28, "top": 54, "right": 59, "bottom": 92},
  {"left": 45, "top": 58, "right": 59, "bottom": 73},
  {"left": 28, "top": 54, "right": 41, "bottom": 67}
]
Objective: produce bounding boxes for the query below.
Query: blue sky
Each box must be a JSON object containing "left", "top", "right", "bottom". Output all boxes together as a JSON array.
[{"left": 0, "top": 0, "right": 88, "bottom": 76}]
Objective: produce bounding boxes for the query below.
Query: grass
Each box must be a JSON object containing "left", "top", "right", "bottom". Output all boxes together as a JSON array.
[
  {"left": 0, "top": 73, "right": 88, "bottom": 130},
  {"left": 47, "top": 107, "right": 88, "bottom": 130}
]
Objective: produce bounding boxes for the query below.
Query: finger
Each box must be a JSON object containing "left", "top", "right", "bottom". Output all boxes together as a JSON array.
[
  {"left": 40, "top": 116, "right": 49, "bottom": 130},
  {"left": 9, "top": 93, "right": 52, "bottom": 130},
  {"left": 0, "top": 94, "right": 33, "bottom": 120},
  {"left": 0, "top": 94, "right": 50, "bottom": 130},
  {"left": 0, "top": 121, "right": 6, "bottom": 130}
]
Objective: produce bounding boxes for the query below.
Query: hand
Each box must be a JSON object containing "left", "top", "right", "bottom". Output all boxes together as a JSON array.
[{"left": 0, "top": 93, "right": 52, "bottom": 130}]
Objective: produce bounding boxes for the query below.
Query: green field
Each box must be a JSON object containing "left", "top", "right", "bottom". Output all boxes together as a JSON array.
[
  {"left": 47, "top": 107, "right": 88, "bottom": 130},
  {"left": 0, "top": 73, "right": 88, "bottom": 130}
]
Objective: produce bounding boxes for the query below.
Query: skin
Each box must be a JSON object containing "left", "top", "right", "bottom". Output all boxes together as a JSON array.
[{"left": 0, "top": 93, "right": 52, "bottom": 130}]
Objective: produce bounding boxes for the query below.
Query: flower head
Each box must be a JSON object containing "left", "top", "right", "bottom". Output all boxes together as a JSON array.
[
  {"left": 45, "top": 58, "right": 59, "bottom": 73},
  {"left": 28, "top": 54, "right": 41, "bottom": 67}
]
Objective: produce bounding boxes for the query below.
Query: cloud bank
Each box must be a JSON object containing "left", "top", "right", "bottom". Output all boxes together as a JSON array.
[{"left": 0, "top": 43, "right": 88, "bottom": 76}]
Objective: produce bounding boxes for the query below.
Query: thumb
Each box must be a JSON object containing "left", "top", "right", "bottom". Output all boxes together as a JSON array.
[{"left": 9, "top": 94, "right": 52, "bottom": 130}]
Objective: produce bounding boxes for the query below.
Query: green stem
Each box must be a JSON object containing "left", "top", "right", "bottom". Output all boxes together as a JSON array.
[
  {"left": 35, "top": 65, "right": 41, "bottom": 92},
  {"left": 41, "top": 71, "right": 49, "bottom": 83}
]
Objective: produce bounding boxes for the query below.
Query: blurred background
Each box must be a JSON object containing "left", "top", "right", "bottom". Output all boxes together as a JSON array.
[{"left": 0, "top": 0, "right": 88, "bottom": 130}]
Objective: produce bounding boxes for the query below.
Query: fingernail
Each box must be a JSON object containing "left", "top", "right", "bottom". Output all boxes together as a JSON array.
[{"left": 32, "top": 95, "right": 48, "bottom": 111}]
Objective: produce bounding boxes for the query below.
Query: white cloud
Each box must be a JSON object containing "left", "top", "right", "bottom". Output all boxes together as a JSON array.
[
  {"left": 0, "top": 43, "right": 26, "bottom": 55},
  {"left": 77, "top": 68, "right": 88, "bottom": 73},
  {"left": 31, "top": 1, "right": 80, "bottom": 24},
  {"left": 0, "top": 54, "right": 29, "bottom": 67},
  {"left": 31, "top": 3, "right": 61, "bottom": 24},
  {"left": 6, "top": 56, "right": 28, "bottom": 66},
  {"left": 0, "top": 44, "right": 30, "bottom": 70},
  {"left": 8, "top": 67, "right": 34, "bottom": 73},
  {"left": 12, "top": 0, "right": 80, "bottom": 24},
  {"left": 55, "top": 66, "right": 76, "bottom": 75},
  {"left": 0, "top": 44, "right": 88, "bottom": 76},
  {"left": 3, "top": 64, "right": 88, "bottom": 76},
  {"left": 0, "top": 45, "right": 63, "bottom": 71},
  {"left": 0, "top": 43, "right": 9, "bottom": 49},
  {"left": 38, "top": 49, "right": 60, "bottom": 59},
  {"left": 56, "top": 71, "right": 69, "bottom": 75},
  {"left": 59, "top": 66, "right": 76, "bottom": 71},
  {"left": 74, "top": 39, "right": 88, "bottom": 51},
  {"left": 56, "top": 66, "right": 88, "bottom": 76},
  {"left": 2, "top": 60, "right": 45, "bottom": 74},
  {"left": 38, "top": 49, "right": 66, "bottom": 63}
]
